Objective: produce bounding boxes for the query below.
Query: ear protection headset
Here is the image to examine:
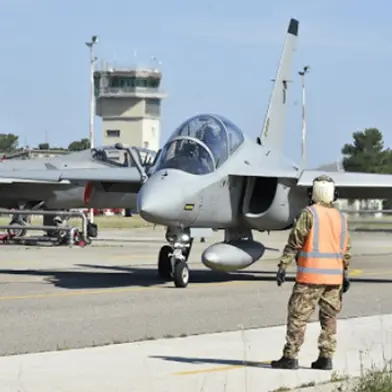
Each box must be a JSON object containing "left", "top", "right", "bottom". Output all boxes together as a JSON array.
[
  {"left": 307, "top": 187, "right": 338, "bottom": 201},
  {"left": 307, "top": 176, "right": 339, "bottom": 203}
]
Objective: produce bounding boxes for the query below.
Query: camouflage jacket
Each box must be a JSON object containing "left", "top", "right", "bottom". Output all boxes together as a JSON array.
[{"left": 278, "top": 202, "right": 351, "bottom": 271}]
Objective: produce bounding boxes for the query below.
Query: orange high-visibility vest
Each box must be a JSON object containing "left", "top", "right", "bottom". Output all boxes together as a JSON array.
[{"left": 296, "top": 204, "right": 348, "bottom": 285}]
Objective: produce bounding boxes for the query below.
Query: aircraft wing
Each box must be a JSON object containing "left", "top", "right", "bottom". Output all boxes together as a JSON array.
[
  {"left": 0, "top": 170, "right": 69, "bottom": 184},
  {"left": 59, "top": 168, "right": 142, "bottom": 183},
  {"left": 297, "top": 170, "right": 392, "bottom": 199},
  {"left": 0, "top": 167, "right": 144, "bottom": 185}
]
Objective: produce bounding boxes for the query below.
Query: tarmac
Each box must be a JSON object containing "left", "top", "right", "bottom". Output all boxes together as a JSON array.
[
  {"left": 0, "top": 227, "right": 391, "bottom": 391},
  {"left": 0, "top": 313, "right": 391, "bottom": 391}
]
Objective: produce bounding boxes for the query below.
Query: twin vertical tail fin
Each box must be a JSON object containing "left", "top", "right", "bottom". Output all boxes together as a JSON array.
[{"left": 258, "top": 18, "right": 299, "bottom": 152}]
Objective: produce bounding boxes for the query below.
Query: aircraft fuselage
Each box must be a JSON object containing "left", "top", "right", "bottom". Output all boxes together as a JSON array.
[{"left": 0, "top": 182, "right": 138, "bottom": 210}]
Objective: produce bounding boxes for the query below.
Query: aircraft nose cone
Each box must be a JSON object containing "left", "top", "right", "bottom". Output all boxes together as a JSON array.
[
  {"left": 138, "top": 187, "right": 178, "bottom": 224},
  {"left": 137, "top": 170, "right": 192, "bottom": 226}
]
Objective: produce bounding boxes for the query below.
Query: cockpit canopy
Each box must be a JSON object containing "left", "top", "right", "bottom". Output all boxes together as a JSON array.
[
  {"left": 155, "top": 114, "right": 244, "bottom": 175},
  {"left": 91, "top": 145, "right": 157, "bottom": 168}
]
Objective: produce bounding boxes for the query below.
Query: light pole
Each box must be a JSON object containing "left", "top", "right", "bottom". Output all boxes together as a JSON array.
[
  {"left": 85, "top": 35, "right": 98, "bottom": 223},
  {"left": 298, "top": 65, "right": 310, "bottom": 169}
]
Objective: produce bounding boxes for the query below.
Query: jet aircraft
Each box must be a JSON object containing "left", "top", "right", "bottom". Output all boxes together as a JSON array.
[
  {"left": 135, "top": 18, "right": 392, "bottom": 288},
  {"left": 0, "top": 145, "right": 156, "bottom": 234}
]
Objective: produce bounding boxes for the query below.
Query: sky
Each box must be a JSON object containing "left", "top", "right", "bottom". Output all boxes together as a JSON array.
[{"left": 0, "top": 0, "right": 391, "bottom": 168}]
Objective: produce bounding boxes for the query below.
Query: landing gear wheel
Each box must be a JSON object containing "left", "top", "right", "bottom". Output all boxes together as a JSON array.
[
  {"left": 7, "top": 219, "right": 28, "bottom": 238},
  {"left": 158, "top": 245, "right": 172, "bottom": 280},
  {"left": 173, "top": 261, "right": 189, "bottom": 288}
]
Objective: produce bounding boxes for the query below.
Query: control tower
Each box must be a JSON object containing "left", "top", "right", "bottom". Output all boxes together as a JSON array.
[{"left": 94, "top": 63, "right": 167, "bottom": 151}]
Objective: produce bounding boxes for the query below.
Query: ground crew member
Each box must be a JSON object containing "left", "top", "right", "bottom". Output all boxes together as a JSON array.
[{"left": 270, "top": 175, "right": 351, "bottom": 371}]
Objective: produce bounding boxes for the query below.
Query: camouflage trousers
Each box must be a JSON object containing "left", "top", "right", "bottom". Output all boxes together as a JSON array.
[{"left": 283, "top": 282, "right": 342, "bottom": 359}]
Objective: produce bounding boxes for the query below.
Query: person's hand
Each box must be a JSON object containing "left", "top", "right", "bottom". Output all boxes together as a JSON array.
[
  {"left": 342, "top": 270, "right": 350, "bottom": 293},
  {"left": 276, "top": 265, "right": 286, "bottom": 286}
]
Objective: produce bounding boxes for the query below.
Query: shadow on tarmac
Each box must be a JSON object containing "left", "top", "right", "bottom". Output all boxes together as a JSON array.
[
  {"left": 0, "top": 263, "right": 390, "bottom": 290},
  {"left": 0, "top": 265, "right": 276, "bottom": 289},
  {"left": 149, "top": 355, "right": 311, "bottom": 370}
]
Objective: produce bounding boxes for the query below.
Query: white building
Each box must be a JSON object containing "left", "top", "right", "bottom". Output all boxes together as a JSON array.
[
  {"left": 315, "top": 162, "right": 383, "bottom": 217},
  {"left": 94, "top": 64, "right": 167, "bottom": 151}
]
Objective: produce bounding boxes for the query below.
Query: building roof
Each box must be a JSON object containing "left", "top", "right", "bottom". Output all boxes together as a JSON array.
[{"left": 314, "top": 161, "right": 344, "bottom": 172}]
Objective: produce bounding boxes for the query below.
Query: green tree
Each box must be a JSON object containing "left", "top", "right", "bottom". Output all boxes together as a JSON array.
[
  {"left": 341, "top": 128, "right": 391, "bottom": 173},
  {"left": 68, "top": 138, "right": 90, "bottom": 151},
  {"left": 38, "top": 143, "right": 49, "bottom": 150},
  {"left": 341, "top": 127, "right": 392, "bottom": 212},
  {"left": 0, "top": 133, "right": 18, "bottom": 152}
]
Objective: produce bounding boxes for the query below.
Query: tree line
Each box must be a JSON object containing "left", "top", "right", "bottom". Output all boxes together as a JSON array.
[
  {"left": 0, "top": 134, "right": 91, "bottom": 153},
  {"left": 341, "top": 127, "right": 392, "bottom": 209}
]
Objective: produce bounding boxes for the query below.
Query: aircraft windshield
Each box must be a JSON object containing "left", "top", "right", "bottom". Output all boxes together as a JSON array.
[
  {"left": 91, "top": 146, "right": 157, "bottom": 168},
  {"left": 155, "top": 114, "right": 244, "bottom": 175},
  {"left": 156, "top": 138, "right": 215, "bottom": 175},
  {"left": 92, "top": 147, "right": 131, "bottom": 167}
]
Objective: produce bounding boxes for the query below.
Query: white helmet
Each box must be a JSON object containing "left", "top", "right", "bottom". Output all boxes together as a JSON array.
[{"left": 311, "top": 175, "right": 336, "bottom": 204}]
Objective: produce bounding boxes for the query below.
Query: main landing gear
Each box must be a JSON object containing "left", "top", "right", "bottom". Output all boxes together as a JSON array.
[{"left": 158, "top": 227, "right": 193, "bottom": 288}]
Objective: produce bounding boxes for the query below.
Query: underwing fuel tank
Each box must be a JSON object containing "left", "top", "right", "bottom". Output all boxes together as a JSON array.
[{"left": 201, "top": 240, "right": 265, "bottom": 272}]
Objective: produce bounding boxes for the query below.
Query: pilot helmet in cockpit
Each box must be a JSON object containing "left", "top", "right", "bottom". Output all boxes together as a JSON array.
[
  {"left": 201, "top": 125, "right": 221, "bottom": 164},
  {"left": 181, "top": 140, "right": 198, "bottom": 158}
]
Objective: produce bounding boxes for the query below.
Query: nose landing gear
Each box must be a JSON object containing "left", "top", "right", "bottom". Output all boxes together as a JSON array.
[{"left": 157, "top": 227, "right": 193, "bottom": 288}]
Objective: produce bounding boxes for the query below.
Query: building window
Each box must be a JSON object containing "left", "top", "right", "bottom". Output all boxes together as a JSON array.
[
  {"left": 145, "top": 98, "right": 160, "bottom": 116},
  {"left": 106, "top": 129, "right": 120, "bottom": 137},
  {"left": 143, "top": 141, "right": 149, "bottom": 148}
]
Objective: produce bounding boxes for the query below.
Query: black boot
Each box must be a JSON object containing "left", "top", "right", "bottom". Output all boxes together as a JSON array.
[
  {"left": 311, "top": 356, "right": 332, "bottom": 370},
  {"left": 270, "top": 356, "right": 299, "bottom": 369}
]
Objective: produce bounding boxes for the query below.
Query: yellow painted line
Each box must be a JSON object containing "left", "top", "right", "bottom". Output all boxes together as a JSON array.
[
  {"left": 110, "top": 254, "right": 157, "bottom": 261},
  {"left": 172, "top": 361, "right": 271, "bottom": 376},
  {"left": 0, "top": 267, "right": 391, "bottom": 302},
  {"left": 349, "top": 269, "right": 363, "bottom": 276},
  {"left": 0, "top": 280, "right": 250, "bottom": 302},
  {"left": 355, "top": 269, "right": 392, "bottom": 277},
  {"left": 172, "top": 365, "right": 243, "bottom": 375},
  {"left": 0, "top": 286, "right": 156, "bottom": 301},
  {"left": 0, "top": 254, "right": 157, "bottom": 264}
]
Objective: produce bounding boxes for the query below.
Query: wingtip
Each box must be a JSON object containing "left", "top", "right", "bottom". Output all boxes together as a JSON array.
[{"left": 288, "top": 18, "right": 299, "bottom": 36}]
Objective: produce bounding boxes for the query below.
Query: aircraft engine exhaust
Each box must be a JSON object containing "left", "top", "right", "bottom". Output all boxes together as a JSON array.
[{"left": 201, "top": 240, "right": 265, "bottom": 272}]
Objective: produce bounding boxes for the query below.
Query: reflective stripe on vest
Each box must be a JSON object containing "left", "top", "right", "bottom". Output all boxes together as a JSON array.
[{"left": 296, "top": 205, "right": 347, "bottom": 285}]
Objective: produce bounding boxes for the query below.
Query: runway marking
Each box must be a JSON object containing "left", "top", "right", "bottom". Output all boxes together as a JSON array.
[
  {"left": 110, "top": 254, "right": 157, "bottom": 261},
  {"left": 349, "top": 269, "right": 363, "bottom": 276},
  {"left": 172, "top": 365, "right": 243, "bottom": 375},
  {"left": 0, "top": 280, "right": 250, "bottom": 301},
  {"left": 171, "top": 361, "right": 272, "bottom": 376},
  {"left": 353, "top": 269, "right": 392, "bottom": 277},
  {"left": 0, "top": 267, "right": 390, "bottom": 302}
]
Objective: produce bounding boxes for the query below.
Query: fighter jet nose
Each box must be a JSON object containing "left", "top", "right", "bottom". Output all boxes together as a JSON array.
[
  {"left": 138, "top": 190, "right": 166, "bottom": 223},
  {"left": 137, "top": 171, "right": 182, "bottom": 225},
  {"left": 137, "top": 170, "right": 199, "bottom": 226}
]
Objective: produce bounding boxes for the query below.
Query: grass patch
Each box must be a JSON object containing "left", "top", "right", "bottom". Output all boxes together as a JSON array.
[
  {"left": 338, "top": 361, "right": 392, "bottom": 392},
  {"left": 0, "top": 214, "right": 155, "bottom": 230},
  {"left": 0, "top": 212, "right": 391, "bottom": 231}
]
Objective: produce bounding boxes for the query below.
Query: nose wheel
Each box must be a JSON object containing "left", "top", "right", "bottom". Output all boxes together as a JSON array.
[
  {"left": 157, "top": 245, "right": 191, "bottom": 288},
  {"left": 158, "top": 245, "right": 172, "bottom": 280},
  {"left": 173, "top": 261, "right": 189, "bottom": 288}
]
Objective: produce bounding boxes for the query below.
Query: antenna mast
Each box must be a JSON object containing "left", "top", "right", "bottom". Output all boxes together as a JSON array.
[{"left": 298, "top": 65, "right": 310, "bottom": 170}]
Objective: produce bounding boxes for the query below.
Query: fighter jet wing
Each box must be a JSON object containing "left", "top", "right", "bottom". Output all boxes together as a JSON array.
[
  {"left": 0, "top": 178, "right": 70, "bottom": 184},
  {"left": 297, "top": 170, "right": 392, "bottom": 199},
  {"left": 0, "top": 170, "right": 68, "bottom": 184},
  {"left": 59, "top": 167, "right": 143, "bottom": 183},
  {"left": 0, "top": 167, "right": 143, "bottom": 185}
]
